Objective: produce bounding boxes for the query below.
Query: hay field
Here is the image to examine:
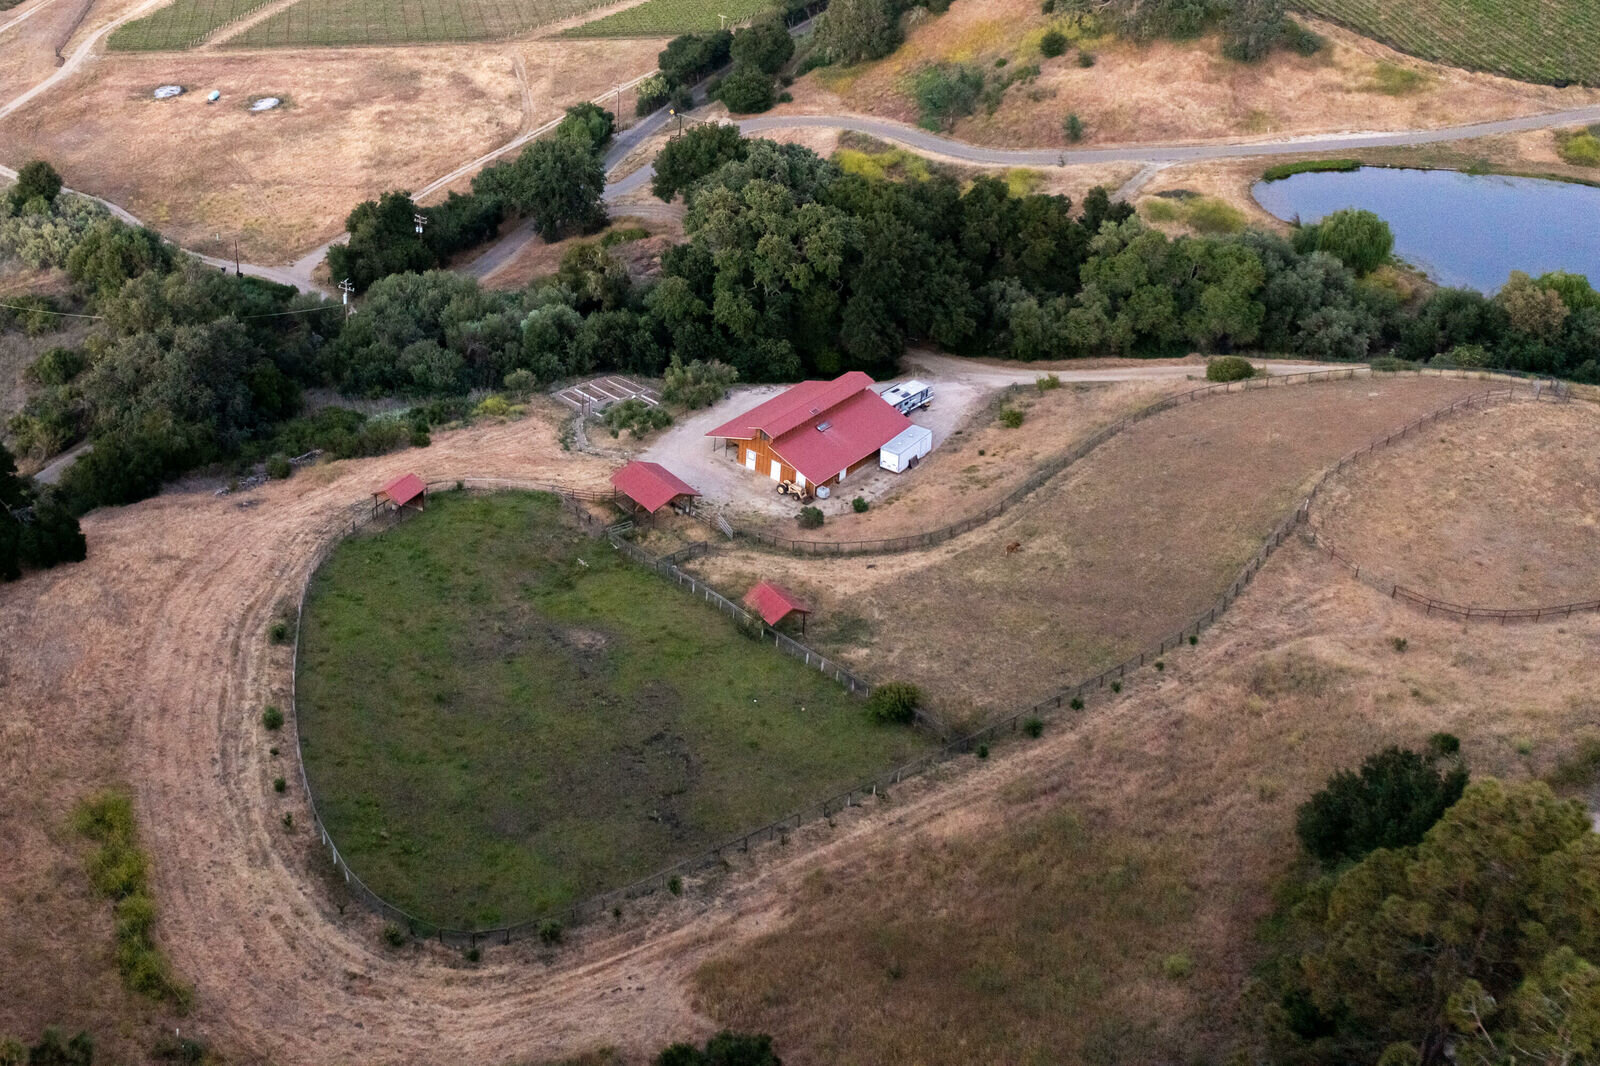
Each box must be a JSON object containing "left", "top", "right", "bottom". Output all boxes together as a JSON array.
[
  {"left": 1310, "top": 399, "right": 1600, "bottom": 607},
  {"left": 686, "top": 376, "right": 1488, "bottom": 722}
]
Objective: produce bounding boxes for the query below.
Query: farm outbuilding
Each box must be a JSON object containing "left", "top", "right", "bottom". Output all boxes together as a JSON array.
[
  {"left": 611, "top": 461, "right": 700, "bottom": 518},
  {"left": 879, "top": 424, "right": 934, "bottom": 473},
  {"left": 744, "top": 580, "right": 811, "bottom": 632},
  {"left": 706, "top": 372, "right": 913, "bottom": 493},
  {"left": 373, "top": 473, "right": 427, "bottom": 516}
]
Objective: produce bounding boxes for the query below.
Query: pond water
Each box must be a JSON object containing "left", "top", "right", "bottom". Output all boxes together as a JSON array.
[{"left": 1251, "top": 167, "right": 1600, "bottom": 293}]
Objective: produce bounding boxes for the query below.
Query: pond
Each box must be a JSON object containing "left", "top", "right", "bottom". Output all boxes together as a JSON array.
[{"left": 1252, "top": 167, "right": 1600, "bottom": 293}]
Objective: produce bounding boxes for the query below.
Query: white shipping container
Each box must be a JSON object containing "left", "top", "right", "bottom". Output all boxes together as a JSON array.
[{"left": 879, "top": 424, "right": 934, "bottom": 473}]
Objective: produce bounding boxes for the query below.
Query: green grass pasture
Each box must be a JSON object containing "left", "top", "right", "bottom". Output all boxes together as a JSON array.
[
  {"left": 563, "top": 0, "right": 773, "bottom": 38},
  {"left": 295, "top": 490, "right": 929, "bottom": 928}
]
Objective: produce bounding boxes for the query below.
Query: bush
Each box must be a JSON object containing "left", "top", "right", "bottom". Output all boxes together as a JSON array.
[
  {"left": 1063, "top": 113, "right": 1084, "bottom": 142},
  {"left": 538, "top": 918, "right": 563, "bottom": 945},
  {"left": 1294, "top": 744, "right": 1469, "bottom": 866},
  {"left": 999, "top": 408, "right": 1024, "bottom": 428},
  {"left": 1077, "top": 51, "right": 1096, "bottom": 67},
  {"left": 1023, "top": 717, "right": 1044, "bottom": 738},
  {"left": 1039, "top": 29, "right": 1068, "bottom": 57},
  {"left": 382, "top": 923, "right": 406, "bottom": 947},
  {"left": 272, "top": 776, "right": 286, "bottom": 793},
  {"left": 265, "top": 453, "right": 292, "bottom": 479},
  {"left": 9, "top": 160, "right": 63, "bottom": 212},
  {"left": 852, "top": 496, "right": 868, "bottom": 513},
  {"left": 269, "top": 619, "right": 290, "bottom": 644},
  {"left": 1069, "top": 696, "right": 1084, "bottom": 710},
  {"left": 717, "top": 65, "right": 777, "bottom": 114},
  {"left": 667, "top": 874, "right": 683, "bottom": 896},
  {"left": 1206, "top": 356, "right": 1256, "bottom": 382},
  {"left": 912, "top": 63, "right": 985, "bottom": 131},
  {"left": 867, "top": 681, "right": 921, "bottom": 725},
  {"left": 1162, "top": 952, "right": 1194, "bottom": 979},
  {"left": 262, "top": 705, "right": 284, "bottom": 730},
  {"left": 1262, "top": 158, "right": 1360, "bottom": 182},
  {"left": 602, "top": 397, "right": 673, "bottom": 439},
  {"left": 1036, "top": 373, "right": 1062, "bottom": 390},
  {"left": 655, "top": 1031, "right": 780, "bottom": 1066},
  {"left": 1110, "top": 679, "right": 1122, "bottom": 693},
  {"left": 1558, "top": 130, "right": 1600, "bottom": 167},
  {"left": 797, "top": 505, "right": 824, "bottom": 529}
]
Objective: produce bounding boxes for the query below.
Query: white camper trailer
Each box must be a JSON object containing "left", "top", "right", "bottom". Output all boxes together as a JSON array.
[
  {"left": 879, "top": 380, "right": 933, "bottom": 415},
  {"left": 879, "top": 424, "right": 934, "bottom": 473}
]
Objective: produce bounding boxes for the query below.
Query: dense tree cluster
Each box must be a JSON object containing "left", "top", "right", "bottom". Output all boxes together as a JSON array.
[
  {"left": 1264, "top": 775, "right": 1600, "bottom": 1066},
  {"left": 656, "top": 1031, "right": 781, "bottom": 1066},
  {"left": 0, "top": 441, "right": 84, "bottom": 582}
]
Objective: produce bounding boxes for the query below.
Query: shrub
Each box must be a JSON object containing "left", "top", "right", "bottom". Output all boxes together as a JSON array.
[
  {"left": 1023, "top": 717, "right": 1044, "bottom": 738},
  {"left": 912, "top": 63, "right": 985, "bottom": 131},
  {"left": 1294, "top": 744, "right": 1469, "bottom": 866},
  {"left": 538, "top": 919, "right": 564, "bottom": 945},
  {"left": 661, "top": 357, "right": 738, "bottom": 409},
  {"left": 281, "top": 812, "right": 293, "bottom": 830},
  {"left": 977, "top": 743, "right": 989, "bottom": 759},
  {"left": 1185, "top": 197, "right": 1246, "bottom": 234},
  {"left": 465, "top": 946, "right": 481, "bottom": 962},
  {"left": 265, "top": 453, "right": 292, "bottom": 480},
  {"left": 1162, "top": 952, "right": 1194, "bottom": 979},
  {"left": 1155, "top": 660, "right": 1165, "bottom": 671},
  {"left": 1110, "top": 679, "right": 1122, "bottom": 693},
  {"left": 1189, "top": 634, "right": 1198, "bottom": 645},
  {"left": 382, "top": 923, "right": 406, "bottom": 947},
  {"left": 1040, "top": 29, "right": 1068, "bottom": 57},
  {"left": 1558, "top": 131, "right": 1600, "bottom": 167},
  {"left": 1262, "top": 158, "right": 1360, "bottom": 182},
  {"left": 1206, "top": 356, "right": 1256, "bottom": 382},
  {"left": 1063, "top": 113, "right": 1085, "bottom": 142},
  {"left": 797, "top": 506, "right": 824, "bottom": 529},
  {"left": 262, "top": 705, "right": 284, "bottom": 730},
  {"left": 655, "top": 1031, "right": 780, "bottom": 1066},
  {"left": 1077, "top": 51, "right": 1095, "bottom": 67},
  {"left": 1279, "top": 18, "right": 1324, "bottom": 55},
  {"left": 717, "top": 65, "right": 777, "bottom": 114},
  {"left": 668, "top": 874, "right": 683, "bottom": 896},
  {"left": 29, "top": 346, "right": 85, "bottom": 386},
  {"left": 1390, "top": 636, "right": 1408, "bottom": 653},
  {"left": 1439, "top": 343, "right": 1492, "bottom": 368},
  {"left": 9, "top": 160, "right": 63, "bottom": 212},
  {"left": 603, "top": 397, "right": 673, "bottom": 439},
  {"left": 1036, "top": 373, "right": 1062, "bottom": 391},
  {"left": 1069, "top": 696, "right": 1084, "bottom": 710},
  {"left": 852, "top": 496, "right": 868, "bottom": 513},
  {"left": 867, "top": 681, "right": 921, "bottom": 725},
  {"left": 999, "top": 408, "right": 1024, "bottom": 428},
  {"left": 272, "top": 776, "right": 286, "bottom": 793}
]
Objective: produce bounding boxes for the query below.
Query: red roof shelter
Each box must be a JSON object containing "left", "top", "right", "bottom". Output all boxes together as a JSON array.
[
  {"left": 744, "top": 581, "right": 811, "bottom": 632},
  {"left": 707, "top": 373, "right": 912, "bottom": 492},
  {"left": 373, "top": 473, "right": 427, "bottom": 516},
  {"left": 611, "top": 461, "right": 700, "bottom": 516}
]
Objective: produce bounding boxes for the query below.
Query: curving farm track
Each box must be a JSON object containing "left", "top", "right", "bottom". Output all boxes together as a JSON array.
[{"left": 3, "top": 374, "right": 1547, "bottom": 1065}]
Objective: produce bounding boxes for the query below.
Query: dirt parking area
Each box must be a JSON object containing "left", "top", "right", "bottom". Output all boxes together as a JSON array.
[
  {"left": 1311, "top": 398, "right": 1600, "bottom": 607},
  {"left": 685, "top": 375, "right": 1488, "bottom": 722}
]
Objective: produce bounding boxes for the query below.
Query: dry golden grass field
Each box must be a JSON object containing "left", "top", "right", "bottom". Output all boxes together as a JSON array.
[
  {"left": 1311, "top": 399, "right": 1600, "bottom": 607},
  {"left": 778, "top": 0, "right": 1600, "bottom": 149},
  {"left": 685, "top": 375, "right": 1487, "bottom": 722},
  {"left": 1, "top": 374, "right": 1597, "bottom": 1066}
]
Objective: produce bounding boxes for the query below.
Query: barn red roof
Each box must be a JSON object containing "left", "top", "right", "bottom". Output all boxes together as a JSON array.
[
  {"left": 375, "top": 473, "right": 426, "bottom": 507},
  {"left": 707, "top": 373, "right": 912, "bottom": 485},
  {"left": 744, "top": 581, "right": 810, "bottom": 626},
  {"left": 611, "top": 461, "right": 700, "bottom": 513}
]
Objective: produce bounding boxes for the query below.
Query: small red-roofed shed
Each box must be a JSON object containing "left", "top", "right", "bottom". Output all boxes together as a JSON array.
[
  {"left": 744, "top": 580, "right": 811, "bottom": 633},
  {"left": 611, "top": 461, "right": 700, "bottom": 519},
  {"left": 373, "top": 473, "right": 427, "bottom": 517}
]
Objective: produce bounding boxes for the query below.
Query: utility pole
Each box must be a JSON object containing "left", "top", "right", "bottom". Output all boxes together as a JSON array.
[
  {"left": 233, "top": 236, "right": 240, "bottom": 279},
  {"left": 413, "top": 213, "right": 428, "bottom": 237},
  {"left": 339, "top": 278, "right": 355, "bottom": 315}
]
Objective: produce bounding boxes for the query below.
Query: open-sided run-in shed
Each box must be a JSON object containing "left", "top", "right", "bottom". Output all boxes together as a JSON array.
[
  {"left": 744, "top": 580, "right": 811, "bottom": 634},
  {"left": 610, "top": 461, "right": 700, "bottom": 522},
  {"left": 372, "top": 473, "right": 427, "bottom": 518}
]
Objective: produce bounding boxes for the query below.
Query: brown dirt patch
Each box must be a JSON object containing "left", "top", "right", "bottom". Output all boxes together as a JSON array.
[
  {"left": 779, "top": 0, "right": 1600, "bottom": 149},
  {"left": 685, "top": 376, "right": 1487, "bottom": 721},
  {"left": 480, "top": 221, "right": 680, "bottom": 291},
  {"left": 0, "top": 37, "right": 662, "bottom": 263},
  {"left": 1311, "top": 398, "right": 1600, "bottom": 606}
]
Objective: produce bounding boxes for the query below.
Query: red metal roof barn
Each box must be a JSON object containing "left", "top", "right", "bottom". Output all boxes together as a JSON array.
[{"left": 707, "top": 372, "right": 912, "bottom": 492}]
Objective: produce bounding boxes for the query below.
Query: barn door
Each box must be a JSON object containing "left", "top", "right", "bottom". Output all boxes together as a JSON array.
[
  {"left": 744, "top": 449, "right": 756, "bottom": 471},
  {"left": 770, "top": 459, "right": 782, "bottom": 481}
]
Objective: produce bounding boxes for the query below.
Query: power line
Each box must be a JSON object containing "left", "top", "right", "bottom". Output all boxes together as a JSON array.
[
  {"left": 0, "top": 302, "right": 104, "bottom": 319},
  {"left": 0, "top": 301, "right": 344, "bottom": 322}
]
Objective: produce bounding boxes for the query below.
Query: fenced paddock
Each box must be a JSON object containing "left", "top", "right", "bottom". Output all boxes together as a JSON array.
[
  {"left": 286, "top": 382, "right": 1551, "bottom": 948},
  {"left": 288, "top": 480, "right": 910, "bottom": 938}
]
